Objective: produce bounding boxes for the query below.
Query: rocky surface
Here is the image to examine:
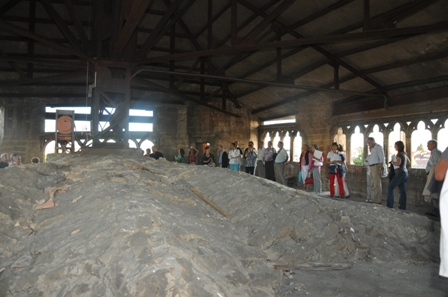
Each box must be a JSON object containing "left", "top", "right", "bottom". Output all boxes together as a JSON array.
[{"left": 0, "top": 153, "right": 444, "bottom": 296}]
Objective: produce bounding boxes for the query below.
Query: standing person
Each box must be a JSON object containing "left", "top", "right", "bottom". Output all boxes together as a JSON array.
[
  {"left": 229, "top": 143, "right": 240, "bottom": 171},
  {"left": 366, "top": 137, "right": 385, "bottom": 204},
  {"left": 364, "top": 160, "right": 372, "bottom": 202},
  {"left": 187, "top": 147, "right": 199, "bottom": 164},
  {"left": 175, "top": 148, "right": 187, "bottom": 163},
  {"left": 435, "top": 146, "right": 448, "bottom": 278},
  {"left": 424, "top": 140, "right": 443, "bottom": 216},
  {"left": 235, "top": 140, "right": 244, "bottom": 172},
  {"left": 217, "top": 145, "right": 229, "bottom": 168},
  {"left": 8, "top": 155, "right": 22, "bottom": 166},
  {"left": 335, "top": 145, "right": 350, "bottom": 198},
  {"left": 149, "top": 146, "right": 164, "bottom": 160},
  {"left": 274, "top": 141, "right": 288, "bottom": 185},
  {"left": 387, "top": 141, "right": 409, "bottom": 210},
  {"left": 310, "top": 144, "right": 323, "bottom": 193},
  {"left": 255, "top": 141, "right": 266, "bottom": 178},
  {"left": 244, "top": 143, "right": 257, "bottom": 175},
  {"left": 144, "top": 148, "right": 151, "bottom": 157},
  {"left": 327, "top": 142, "right": 345, "bottom": 198},
  {"left": 298, "top": 145, "right": 313, "bottom": 189},
  {"left": 264, "top": 141, "right": 276, "bottom": 181},
  {"left": 0, "top": 153, "right": 9, "bottom": 168},
  {"left": 202, "top": 146, "right": 215, "bottom": 166}
]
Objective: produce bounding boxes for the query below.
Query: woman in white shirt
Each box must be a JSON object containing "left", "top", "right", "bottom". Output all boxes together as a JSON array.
[
  {"left": 228, "top": 142, "right": 241, "bottom": 171},
  {"left": 326, "top": 142, "right": 346, "bottom": 198}
]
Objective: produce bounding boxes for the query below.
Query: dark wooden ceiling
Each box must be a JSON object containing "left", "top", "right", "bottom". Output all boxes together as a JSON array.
[{"left": 0, "top": 0, "right": 448, "bottom": 120}]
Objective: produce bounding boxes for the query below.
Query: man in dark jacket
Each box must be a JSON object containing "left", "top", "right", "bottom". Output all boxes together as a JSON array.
[
  {"left": 0, "top": 153, "right": 9, "bottom": 168},
  {"left": 218, "top": 145, "right": 229, "bottom": 168}
]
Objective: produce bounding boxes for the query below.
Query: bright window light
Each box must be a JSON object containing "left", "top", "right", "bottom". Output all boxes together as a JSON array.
[{"left": 263, "top": 119, "right": 296, "bottom": 125}]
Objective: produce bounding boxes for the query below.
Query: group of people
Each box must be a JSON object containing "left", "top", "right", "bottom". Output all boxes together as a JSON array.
[
  {"left": 0, "top": 153, "right": 29, "bottom": 168},
  {"left": 143, "top": 146, "right": 164, "bottom": 160}
]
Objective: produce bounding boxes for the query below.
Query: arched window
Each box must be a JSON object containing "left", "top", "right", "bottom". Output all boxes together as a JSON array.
[
  {"left": 263, "top": 132, "right": 271, "bottom": 146},
  {"left": 293, "top": 131, "right": 302, "bottom": 162},
  {"left": 388, "top": 123, "right": 406, "bottom": 162},
  {"left": 411, "top": 121, "right": 431, "bottom": 168},
  {"left": 333, "top": 127, "right": 346, "bottom": 151},
  {"left": 273, "top": 132, "right": 281, "bottom": 148},
  {"left": 369, "top": 124, "right": 384, "bottom": 148},
  {"left": 45, "top": 140, "right": 55, "bottom": 157},
  {"left": 128, "top": 139, "right": 137, "bottom": 148},
  {"left": 437, "top": 119, "right": 448, "bottom": 150},
  {"left": 140, "top": 139, "right": 155, "bottom": 152},
  {"left": 350, "top": 126, "right": 364, "bottom": 165},
  {"left": 283, "top": 132, "right": 291, "bottom": 159}
]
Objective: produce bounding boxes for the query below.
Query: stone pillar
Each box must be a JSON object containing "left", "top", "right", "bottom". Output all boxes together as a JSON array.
[{"left": 0, "top": 101, "right": 45, "bottom": 163}]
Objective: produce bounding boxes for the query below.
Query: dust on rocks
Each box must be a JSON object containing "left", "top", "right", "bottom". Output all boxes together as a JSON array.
[{"left": 0, "top": 153, "right": 444, "bottom": 296}]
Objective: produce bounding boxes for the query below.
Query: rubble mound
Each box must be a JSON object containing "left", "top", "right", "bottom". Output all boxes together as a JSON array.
[{"left": 0, "top": 154, "right": 440, "bottom": 296}]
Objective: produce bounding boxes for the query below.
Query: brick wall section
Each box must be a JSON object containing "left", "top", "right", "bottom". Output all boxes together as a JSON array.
[
  {"left": 154, "top": 104, "right": 189, "bottom": 161},
  {"left": 0, "top": 101, "right": 45, "bottom": 164},
  {"left": 187, "top": 103, "right": 258, "bottom": 156}
]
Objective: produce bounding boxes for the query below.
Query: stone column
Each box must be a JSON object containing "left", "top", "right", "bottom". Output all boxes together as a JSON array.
[{"left": 0, "top": 101, "right": 45, "bottom": 163}]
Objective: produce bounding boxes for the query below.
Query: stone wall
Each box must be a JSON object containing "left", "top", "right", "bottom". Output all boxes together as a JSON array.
[
  {"left": 187, "top": 103, "right": 258, "bottom": 157},
  {"left": 291, "top": 95, "right": 448, "bottom": 206},
  {"left": 0, "top": 101, "right": 45, "bottom": 163},
  {"left": 154, "top": 104, "right": 189, "bottom": 161}
]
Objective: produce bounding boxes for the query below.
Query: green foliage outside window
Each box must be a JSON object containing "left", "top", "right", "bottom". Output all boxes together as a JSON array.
[{"left": 353, "top": 147, "right": 364, "bottom": 165}]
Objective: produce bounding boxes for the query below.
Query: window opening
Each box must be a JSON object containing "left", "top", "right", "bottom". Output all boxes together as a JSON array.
[
  {"left": 293, "top": 131, "right": 302, "bottom": 162},
  {"left": 350, "top": 126, "right": 364, "bottom": 165},
  {"left": 411, "top": 121, "right": 431, "bottom": 168},
  {"left": 388, "top": 123, "right": 406, "bottom": 162}
]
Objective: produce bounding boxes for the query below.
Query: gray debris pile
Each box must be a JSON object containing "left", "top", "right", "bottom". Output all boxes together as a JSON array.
[{"left": 0, "top": 154, "right": 440, "bottom": 296}]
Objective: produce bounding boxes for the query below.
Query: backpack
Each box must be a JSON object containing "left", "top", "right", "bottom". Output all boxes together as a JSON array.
[{"left": 272, "top": 148, "right": 281, "bottom": 161}]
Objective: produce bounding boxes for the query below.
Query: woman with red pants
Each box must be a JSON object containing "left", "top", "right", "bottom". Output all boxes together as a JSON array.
[{"left": 326, "top": 142, "right": 346, "bottom": 198}]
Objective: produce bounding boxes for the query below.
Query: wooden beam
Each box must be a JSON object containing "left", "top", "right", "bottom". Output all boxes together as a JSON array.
[
  {"left": 231, "top": 0, "right": 237, "bottom": 45},
  {"left": 110, "top": 0, "right": 152, "bottom": 58},
  {"left": 0, "top": 56, "right": 85, "bottom": 69},
  {"left": 0, "top": 48, "right": 27, "bottom": 78},
  {"left": 40, "top": 0, "right": 82, "bottom": 51},
  {"left": 27, "top": 0, "right": 36, "bottom": 78},
  {"left": 133, "top": 76, "right": 241, "bottom": 117},
  {"left": 333, "top": 86, "right": 448, "bottom": 115},
  {"left": 238, "top": 0, "right": 387, "bottom": 92},
  {"left": 241, "top": 0, "right": 295, "bottom": 43},
  {"left": 63, "top": 0, "right": 90, "bottom": 52},
  {"left": 221, "top": 82, "right": 241, "bottom": 108},
  {"left": 0, "top": 0, "right": 21, "bottom": 16},
  {"left": 0, "top": 71, "right": 86, "bottom": 87},
  {"left": 137, "top": 0, "right": 183, "bottom": 58},
  {"left": 0, "top": 20, "right": 89, "bottom": 59},
  {"left": 136, "top": 22, "right": 448, "bottom": 65}
]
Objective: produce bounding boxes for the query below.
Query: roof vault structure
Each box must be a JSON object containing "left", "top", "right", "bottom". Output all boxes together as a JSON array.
[{"left": 0, "top": 0, "right": 447, "bottom": 121}]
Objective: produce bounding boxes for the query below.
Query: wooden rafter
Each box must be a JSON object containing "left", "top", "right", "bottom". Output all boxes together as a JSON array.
[
  {"left": 62, "top": 0, "right": 90, "bottom": 52},
  {"left": 0, "top": 20, "right": 89, "bottom": 59},
  {"left": 110, "top": 0, "right": 153, "bottom": 58},
  {"left": 0, "top": 48, "right": 27, "bottom": 78},
  {"left": 39, "top": 0, "right": 82, "bottom": 51},
  {"left": 133, "top": 76, "right": 241, "bottom": 117},
  {"left": 251, "top": 49, "right": 448, "bottom": 114},
  {"left": 241, "top": 0, "right": 295, "bottom": 43},
  {"left": 136, "top": 22, "right": 448, "bottom": 65},
  {"left": 137, "top": 0, "right": 183, "bottom": 58}
]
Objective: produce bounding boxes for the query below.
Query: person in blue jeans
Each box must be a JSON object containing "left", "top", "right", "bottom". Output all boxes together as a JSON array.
[{"left": 387, "top": 141, "right": 409, "bottom": 210}]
